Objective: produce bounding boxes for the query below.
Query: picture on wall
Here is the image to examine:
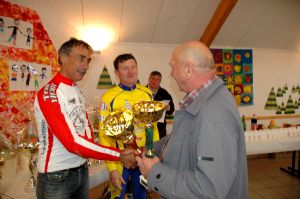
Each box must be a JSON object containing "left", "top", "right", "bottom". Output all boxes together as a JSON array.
[
  {"left": 9, "top": 61, "right": 51, "bottom": 91},
  {"left": 265, "top": 84, "right": 300, "bottom": 115},
  {"left": 0, "top": 16, "right": 34, "bottom": 49},
  {"left": 211, "top": 48, "right": 253, "bottom": 106}
]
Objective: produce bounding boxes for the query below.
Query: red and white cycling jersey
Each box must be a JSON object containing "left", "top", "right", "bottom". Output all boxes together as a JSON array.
[{"left": 35, "top": 73, "right": 120, "bottom": 173}]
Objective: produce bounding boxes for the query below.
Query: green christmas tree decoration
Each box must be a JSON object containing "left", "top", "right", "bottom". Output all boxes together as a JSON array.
[
  {"left": 284, "top": 95, "right": 295, "bottom": 114},
  {"left": 264, "top": 87, "right": 277, "bottom": 110},
  {"left": 284, "top": 83, "right": 288, "bottom": 91},
  {"left": 282, "top": 86, "right": 286, "bottom": 94},
  {"left": 292, "top": 85, "right": 296, "bottom": 93},
  {"left": 298, "top": 97, "right": 300, "bottom": 106},
  {"left": 276, "top": 87, "right": 283, "bottom": 97},
  {"left": 281, "top": 102, "right": 285, "bottom": 111},
  {"left": 294, "top": 100, "right": 299, "bottom": 109},
  {"left": 275, "top": 106, "right": 282, "bottom": 114},
  {"left": 296, "top": 84, "right": 300, "bottom": 92},
  {"left": 97, "top": 65, "right": 114, "bottom": 89}
]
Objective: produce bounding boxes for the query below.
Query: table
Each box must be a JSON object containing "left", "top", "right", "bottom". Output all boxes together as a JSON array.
[
  {"left": 245, "top": 127, "right": 300, "bottom": 178},
  {"left": 0, "top": 154, "right": 109, "bottom": 199}
]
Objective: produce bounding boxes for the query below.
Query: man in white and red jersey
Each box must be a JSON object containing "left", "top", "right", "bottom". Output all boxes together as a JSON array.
[{"left": 34, "top": 38, "right": 135, "bottom": 199}]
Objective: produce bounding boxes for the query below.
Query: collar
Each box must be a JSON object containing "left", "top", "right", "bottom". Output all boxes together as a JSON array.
[
  {"left": 179, "top": 76, "right": 216, "bottom": 110},
  {"left": 118, "top": 83, "right": 136, "bottom": 91},
  {"left": 56, "top": 73, "right": 75, "bottom": 86}
]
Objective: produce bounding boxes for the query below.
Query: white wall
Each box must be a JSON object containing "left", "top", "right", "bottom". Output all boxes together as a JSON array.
[{"left": 78, "top": 43, "right": 300, "bottom": 129}]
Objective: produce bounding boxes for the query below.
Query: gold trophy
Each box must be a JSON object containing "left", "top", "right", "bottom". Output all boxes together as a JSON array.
[
  {"left": 133, "top": 101, "right": 165, "bottom": 158},
  {"left": 102, "top": 108, "right": 142, "bottom": 155}
]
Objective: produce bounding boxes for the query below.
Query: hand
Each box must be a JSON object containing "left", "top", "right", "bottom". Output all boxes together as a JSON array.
[
  {"left": 119, "top": 148, "right": 137, "bottom": 169},
  {"left": 110, "top": 170, "right": 125, "bottom": 190},
  {"left": 165, "top": 104, "right": 170, "bottom": 111},
  {"left": 136, "top": 154, "right": 160, "bottom": 178}
]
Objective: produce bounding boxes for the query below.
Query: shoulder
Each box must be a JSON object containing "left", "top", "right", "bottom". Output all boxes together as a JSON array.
[
  {"left": 102, "top": 86, "right": 121, "bottom": 98},
  {"left": 137, "top": 84, "right": 152, "bottom": 93},
  {"left": 136, "top": 84, "right": 153, "bottom": 97}
]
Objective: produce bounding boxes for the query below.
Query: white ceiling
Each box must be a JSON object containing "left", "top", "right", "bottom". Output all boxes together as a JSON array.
[{"left": 10, "top": 0, "right": 300, "bottom": 51}]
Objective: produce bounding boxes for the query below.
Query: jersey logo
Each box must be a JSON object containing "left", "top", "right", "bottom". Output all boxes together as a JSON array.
[
  {"left": 43, "top": 83, "right": 58, "bottom": 102},
  {"left": 69, "top": 106, "right": 90, "bottom": 137},
  {"left": 68, "top": 98, "right": 76, "bottom": 104},
  {"left": 100, "top": 102, "right": 108, "bottom": 111}
]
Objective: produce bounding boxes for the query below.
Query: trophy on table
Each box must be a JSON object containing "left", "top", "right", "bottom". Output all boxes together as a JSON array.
[
  {"left": 0, "top": 150, "right": 5, "bottom": 180},
  {"left": 102, "top": 108, "right": 142, "bottom": 155},
  {"left": 23, "top": 141, "right": 39, "bottom": 190},
  {"left": 132, "top": 101, "right": 166, "bottom": 158}
]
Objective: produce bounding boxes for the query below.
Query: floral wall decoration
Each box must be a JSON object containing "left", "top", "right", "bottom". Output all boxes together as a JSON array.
[
  {"left": 211, "top": 48, "right": 253, "bottom": 106},
  {"left": 0, "top": 0, "right": 59, "bottom": 139}
]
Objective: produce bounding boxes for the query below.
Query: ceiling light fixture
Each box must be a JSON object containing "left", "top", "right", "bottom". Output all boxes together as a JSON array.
[{"left": 79, "top": 0, "right": 113, "bottom": 53}]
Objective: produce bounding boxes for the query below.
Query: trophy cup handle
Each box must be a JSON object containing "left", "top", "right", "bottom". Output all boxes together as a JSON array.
[{"left": 145, "top": 123, "right": 155, "bottom": 158}]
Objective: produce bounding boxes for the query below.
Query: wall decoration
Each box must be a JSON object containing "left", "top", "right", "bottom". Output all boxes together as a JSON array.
[
  {"left": 0, "top": 0, "right": 59, "bottom": 138},
  {"left": 211, "top": 48, "right": 253, "bottom": 106},
  {"left": 97, "top": 65, "right": 114, "bottom": 89},
  {"left": 0, "top": 16, "right": 34, "bottom": 49},
  {"left": 285, "top": 95, "right": 295, "bottom": 114},
  {"left": 264, "top": 87, "right": 277, "bottom": 110},
  {"left": 276, "top": 87, "right": 283, "bottom": 97},
  {"left": 265, "top": 84, "right": 300, "bottom": 115},
  {"left": 275, "top": 105, "right": 282, "bottom": 114},
  {"left": 8, "top": 61, "right": 51, "bottom": 91}
]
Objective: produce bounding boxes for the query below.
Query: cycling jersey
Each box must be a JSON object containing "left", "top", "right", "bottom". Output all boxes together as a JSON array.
[
  {"left": 99, "top": 83, "right": 160, "bottom": 198},
  {"left": 35, "top": 73, "right": 120, "bottom": 173}
]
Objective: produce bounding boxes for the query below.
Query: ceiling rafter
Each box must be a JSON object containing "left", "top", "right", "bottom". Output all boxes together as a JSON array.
[{"left": 200, "top": 0, "right": 238, "bottom": 47}]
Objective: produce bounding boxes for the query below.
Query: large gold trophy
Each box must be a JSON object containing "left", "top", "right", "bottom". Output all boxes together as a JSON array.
[
  {"left": 133, "top": 101, "right": 165, "bottom": 158},
  {"left": 102, "top": 108, "right": 142, "bottom": 154}
]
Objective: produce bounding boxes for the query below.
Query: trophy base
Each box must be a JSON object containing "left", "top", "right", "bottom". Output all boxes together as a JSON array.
[{"left": 145, "top": 150, "right": 156, "bottom": 158}]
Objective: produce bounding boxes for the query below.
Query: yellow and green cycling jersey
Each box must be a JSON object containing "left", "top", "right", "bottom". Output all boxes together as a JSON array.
[{"left": 99, "top": 83, "right": 160, "bottom": 172}]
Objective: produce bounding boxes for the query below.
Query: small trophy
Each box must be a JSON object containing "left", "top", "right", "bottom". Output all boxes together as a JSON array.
[
  {"left": 0, "top": 151, "right": 6, "bottom": 180},
  {"left": 102, "top": 108, "right": 142, "bottom": 155},
  {"left": 24, "top": 142, "right": 39, "bottom": 190},
  {"left": 133, "top": 101, "right": 165, "bottom": 158}
]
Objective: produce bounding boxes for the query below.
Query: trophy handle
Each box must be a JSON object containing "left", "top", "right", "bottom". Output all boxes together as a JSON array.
[{"left": 145, "top": 123, "right": 155, "bottom": 158}]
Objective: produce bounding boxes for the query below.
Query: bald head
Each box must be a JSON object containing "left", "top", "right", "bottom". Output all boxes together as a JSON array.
[
  {"left": 173, "top": 41, "right": 215, "bottom": 72},
  {"left": 170, "top": 41, "right": 216, "bottom": 93}
]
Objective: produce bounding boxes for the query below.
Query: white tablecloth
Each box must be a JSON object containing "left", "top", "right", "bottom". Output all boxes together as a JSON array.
[{"left": 245, "top": 127, "right": 300, "bottom": 155}]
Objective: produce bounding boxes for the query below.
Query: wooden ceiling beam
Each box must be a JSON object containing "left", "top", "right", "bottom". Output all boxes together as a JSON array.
[{"left": 199, "top": 0, "right": 238, "bottom": 47}]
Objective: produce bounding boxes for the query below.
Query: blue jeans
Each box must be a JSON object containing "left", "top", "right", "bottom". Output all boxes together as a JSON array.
[
  {"left": 117, "top": 167, "right": 146, "bottom": 199},
  {"left": 36, "top": 162, "right": 89, "bottom": 199}
]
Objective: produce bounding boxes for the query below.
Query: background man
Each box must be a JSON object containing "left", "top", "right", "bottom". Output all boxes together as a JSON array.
[{"left": 147, "top": 70, "right": 175, "bottom": 139}]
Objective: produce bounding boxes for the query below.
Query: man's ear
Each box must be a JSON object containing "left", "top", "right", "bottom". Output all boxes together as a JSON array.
[
  {"left": 60, "top": 54, "right": 68, "bottom": 65},
  {"left": 184, "top": 61, "right": 193, "bottom": 79}
]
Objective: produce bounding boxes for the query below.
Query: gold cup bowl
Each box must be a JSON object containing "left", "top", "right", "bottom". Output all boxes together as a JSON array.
[
  {"left": 102, "top": 108, "right": 141, "bottom": 154},
  {"left": 132, "top": 101, "right": 166, "bottom": 158}
]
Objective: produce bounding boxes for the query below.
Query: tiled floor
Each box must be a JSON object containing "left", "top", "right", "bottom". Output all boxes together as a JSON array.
[
  {"left": 89, "top": 152, "right": 300, "bottom": 199},
  {"left": 248, "top": 153, "right": 300, "bottom": 199}
]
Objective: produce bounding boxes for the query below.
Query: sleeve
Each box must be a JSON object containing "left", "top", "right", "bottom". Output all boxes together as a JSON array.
[
  {"left": 98, "top": 94, "right": 121, "bottom": 172},
  {"left": 36, "top": 87, "right": 120, "bottom": 161},
  {"left": 147, "top": 106, "right": 239, "bottom": 199}
]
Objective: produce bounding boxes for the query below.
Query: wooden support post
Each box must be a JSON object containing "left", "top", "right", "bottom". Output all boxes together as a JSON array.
[{"left": 199, "top": 0, "right": 238, "bottom": 47}]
